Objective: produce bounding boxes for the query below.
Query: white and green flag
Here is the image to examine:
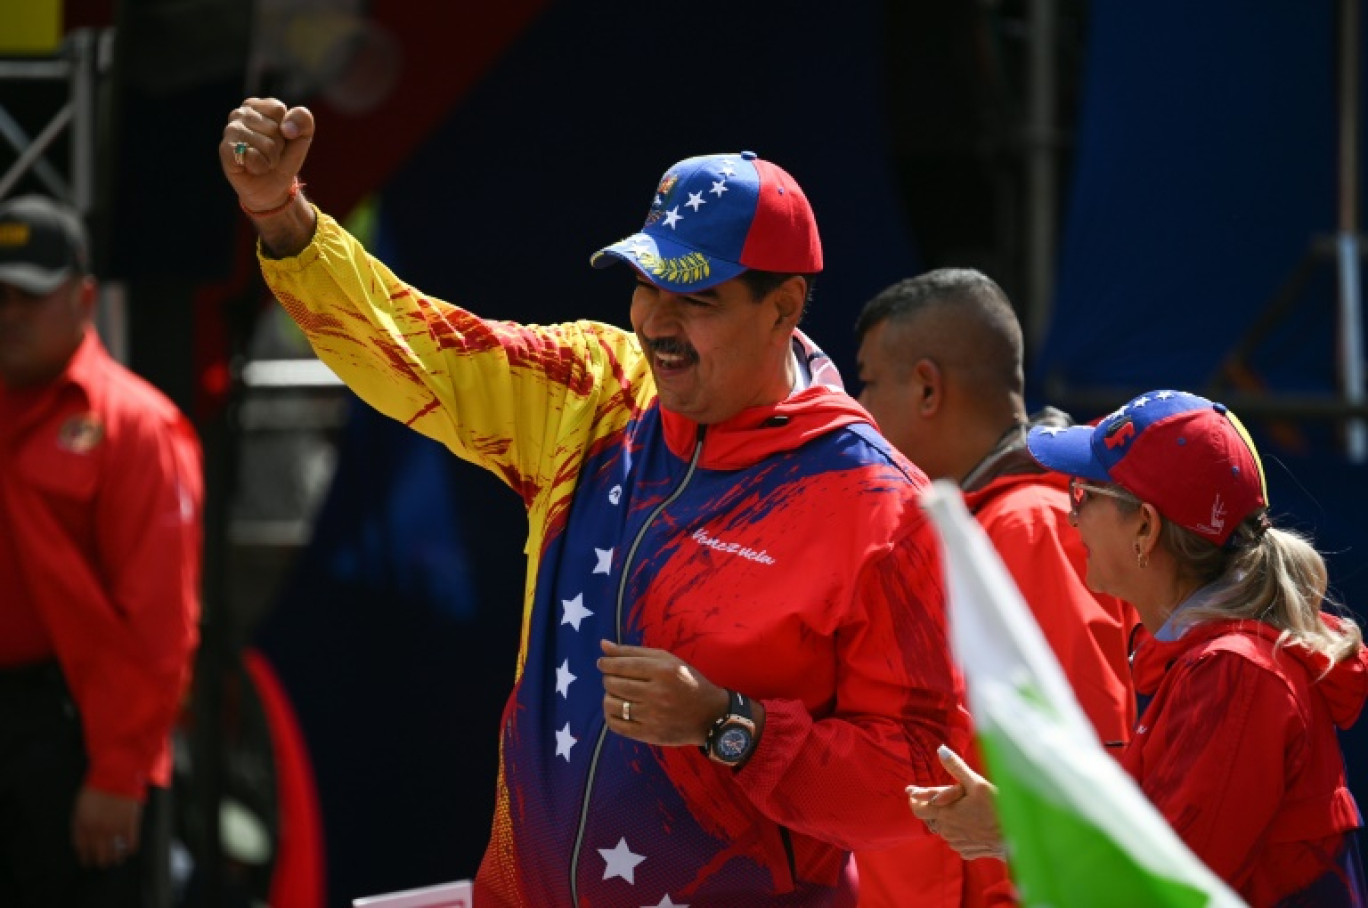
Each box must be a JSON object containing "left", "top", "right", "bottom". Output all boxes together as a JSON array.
[{"left": 921, "top": 481, "right": 1246, "bottom": 907}]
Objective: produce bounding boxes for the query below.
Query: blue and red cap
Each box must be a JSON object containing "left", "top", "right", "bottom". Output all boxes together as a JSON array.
[
  {"left": 590, "top": 151, "right": 823, "bottom": 292},
  {"left": 1026, "top": 390, "right": 1268, "bottom": 547}
]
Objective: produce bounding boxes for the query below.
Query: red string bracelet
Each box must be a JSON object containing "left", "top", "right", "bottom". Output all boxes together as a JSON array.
[{"left": 241, "top": 177, "right": 303, "bottom": 218}]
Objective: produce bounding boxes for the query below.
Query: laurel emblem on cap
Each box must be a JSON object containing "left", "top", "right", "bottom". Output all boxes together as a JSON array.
[{"left": 637, "top": 251, "right": 710, "bottom": 286}]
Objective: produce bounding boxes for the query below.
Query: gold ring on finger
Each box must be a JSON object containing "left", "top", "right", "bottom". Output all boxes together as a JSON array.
[{"left": 233, "top": 141, "right": 247, "bottom": 167}]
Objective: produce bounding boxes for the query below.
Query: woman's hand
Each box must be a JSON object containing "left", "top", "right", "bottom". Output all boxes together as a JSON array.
[{"left": 907, "top": 745, "right": 1007, "bottom": 861}]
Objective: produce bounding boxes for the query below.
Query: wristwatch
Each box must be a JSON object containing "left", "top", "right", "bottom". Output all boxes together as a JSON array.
[{"left": 704, "top": 689, "right": 758, "bottom": 767}]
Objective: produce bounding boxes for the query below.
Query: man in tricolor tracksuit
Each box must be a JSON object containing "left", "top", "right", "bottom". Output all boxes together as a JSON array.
[{"left": 221, "top": 98, "right": 970, "bottom": 906}]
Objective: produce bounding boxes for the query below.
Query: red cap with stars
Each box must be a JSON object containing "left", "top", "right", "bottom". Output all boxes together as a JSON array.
[{"left": 1025, "top": 390, "right": 1268, "bottom": 547}]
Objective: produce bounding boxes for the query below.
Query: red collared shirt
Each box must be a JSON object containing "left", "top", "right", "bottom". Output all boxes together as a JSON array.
[{"left": 0, "top": 330, "right": 202, "bottom": 798}]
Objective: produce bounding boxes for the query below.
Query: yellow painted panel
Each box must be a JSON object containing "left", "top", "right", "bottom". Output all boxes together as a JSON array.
[{"left": 0, "top": 0, "right": 63, "bottom": 55}]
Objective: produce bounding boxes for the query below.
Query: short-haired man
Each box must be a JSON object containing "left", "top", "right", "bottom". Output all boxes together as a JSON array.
[
  {"left": 220, "top": 99, "right": 971, "bottom": 905},
  {"left": 853, "top": 269, "right": 1137, "bottom": 907},
  {"left": 0, "top": 195, "right": 202, "bottom": 906}
]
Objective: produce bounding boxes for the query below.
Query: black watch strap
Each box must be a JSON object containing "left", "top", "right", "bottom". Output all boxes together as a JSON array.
[
  {"left": 703, "top": 689, "right": 758, "bottom": 766},
  {"left": 701, "top": 689, "right": 742, "bottom": 751}
]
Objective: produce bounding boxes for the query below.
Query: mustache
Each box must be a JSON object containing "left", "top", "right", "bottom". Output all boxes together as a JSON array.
[{"left": 641, "top": 335, "right": 698, "bottom": 362}]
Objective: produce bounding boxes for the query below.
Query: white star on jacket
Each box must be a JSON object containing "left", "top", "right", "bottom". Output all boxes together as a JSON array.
[
  {"left": 555, "top": 722, "right": 577, "bottom": 762},
  {"left": 600, "top": 837, "right": 646, "bottom": 883},
  {"left": 562, "top": 593, "right": 593, "bottom": 630},
  {"left": 644, "top": 896, "right": 688, "bottom": 908},
  {"left": 594, "top": 548, "right": 614, "bottom": 575},
  {"left": 556, "top": 659, "right": 577, "bottom": 698}
]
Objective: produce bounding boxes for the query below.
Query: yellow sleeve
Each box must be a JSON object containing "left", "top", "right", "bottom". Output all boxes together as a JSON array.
[{"left": 258, "top": 208, "right": 646, "bottom": 513}]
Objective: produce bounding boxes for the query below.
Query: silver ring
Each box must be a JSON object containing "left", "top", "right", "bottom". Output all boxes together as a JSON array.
[
  {"left": 233, "top": 141, "right": 247, "bottom": 167},
  {"left": 621, "top": 700, "right": 632, "bottom": 722}
]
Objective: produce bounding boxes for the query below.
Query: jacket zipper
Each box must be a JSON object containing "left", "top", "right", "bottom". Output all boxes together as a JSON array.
[
  {"left": 569, "top": 425, "right": 706, "bottom": 904},
  {"left": 780, "top": 827, "right": 797, "bottom": 887}
]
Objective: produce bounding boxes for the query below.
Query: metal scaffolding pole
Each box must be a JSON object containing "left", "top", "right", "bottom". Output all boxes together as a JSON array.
[
  {"left": 1337, "top": 0, "right": 1367, "bottom": 461},
  {"left": 0, "top": 28, "right": 103, "bottom": 215},
  {"left": 69, "top": 28, "right": 96, "bottom": 214}
]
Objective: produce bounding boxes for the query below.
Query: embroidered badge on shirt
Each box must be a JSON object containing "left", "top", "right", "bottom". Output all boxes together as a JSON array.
[{"left": 58, "top": 413, "right": 104, "bottom": 453}]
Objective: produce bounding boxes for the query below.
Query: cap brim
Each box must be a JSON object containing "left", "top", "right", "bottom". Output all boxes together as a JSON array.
[
  {"left": 590, "top": 232, "right": 745, "bottom": 292},
  {"left": 0, "top": 263, "right": 71, "bottom": 295},
  {"left": 1025, "top": 424, "right": 1112, "bottom": 481}
]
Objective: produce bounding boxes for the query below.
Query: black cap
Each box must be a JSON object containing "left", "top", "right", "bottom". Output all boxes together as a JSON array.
[{"left": 0, "top": 195, "right": 90, "bottom": 294}]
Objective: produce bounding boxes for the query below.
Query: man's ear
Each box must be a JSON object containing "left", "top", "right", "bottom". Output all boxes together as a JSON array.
[
  {"left": 76, "top": 275, "right": 98, "bottom": 321},
  {"left": 771, "top": 276, "right": 806, "bottom": 329},
  {"left": 911, "top": 358, "right": 942, "bottom": 416}
]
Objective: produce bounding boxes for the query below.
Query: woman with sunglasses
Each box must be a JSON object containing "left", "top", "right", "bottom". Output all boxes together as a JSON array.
[{"left": 910, "top": 389, "right": 1368, "bottom": 906}]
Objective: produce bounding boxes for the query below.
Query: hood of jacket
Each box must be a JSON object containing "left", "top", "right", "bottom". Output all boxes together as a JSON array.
[
  {"left": 1132, "top": 616, "right": 1368, "bottom": 729},
  {"left": 962, "top": 469, "right": 1070, "bottom": 513}
]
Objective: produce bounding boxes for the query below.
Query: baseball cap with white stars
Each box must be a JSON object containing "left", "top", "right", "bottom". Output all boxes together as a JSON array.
[
  {"left": 1026, "top": 390, "right": 1268, "bottom": 547},
  {"left": 591, "top": 151, "right": 823, "bottom": 292}
]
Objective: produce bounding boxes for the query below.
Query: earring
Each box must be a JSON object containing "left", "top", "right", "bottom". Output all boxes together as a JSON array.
[{"left": 1134, "top": 542, "right": 1149, "bottom": 569}]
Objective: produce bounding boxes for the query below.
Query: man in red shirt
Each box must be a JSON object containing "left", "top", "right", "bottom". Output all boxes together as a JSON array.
[
  {"left": 0, "top": 195, "right": 202, "bottom": 907},
  {"left": 852, "top": 268, "right": 1138, "bottom": 907}
]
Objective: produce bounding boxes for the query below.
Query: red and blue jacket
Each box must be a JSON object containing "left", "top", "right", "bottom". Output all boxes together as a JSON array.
[
  {"left": 261, "top": 212, "right": 971, "bottom": 907},
  {"left": 1127, "top": 616, "right": 1368, "bottom": 906}
]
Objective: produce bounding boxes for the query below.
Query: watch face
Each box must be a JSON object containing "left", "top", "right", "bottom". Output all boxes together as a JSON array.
[{"left": 715, "top": 725, "right": 753, "bottom": 762}]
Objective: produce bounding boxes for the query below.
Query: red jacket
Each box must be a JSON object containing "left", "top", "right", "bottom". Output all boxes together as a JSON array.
[
  {"left": 1127, "top": 617, "right": 1368, "bottom": 906},
  {"left": 0, "top": 331, "right": 202, "bottom": 798},
  {"left": 967, "top": 472, "right": 1137, "bottom": 749},
  {"left": 858, "top": 471, "right": 1139, "bottom": 908}
]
